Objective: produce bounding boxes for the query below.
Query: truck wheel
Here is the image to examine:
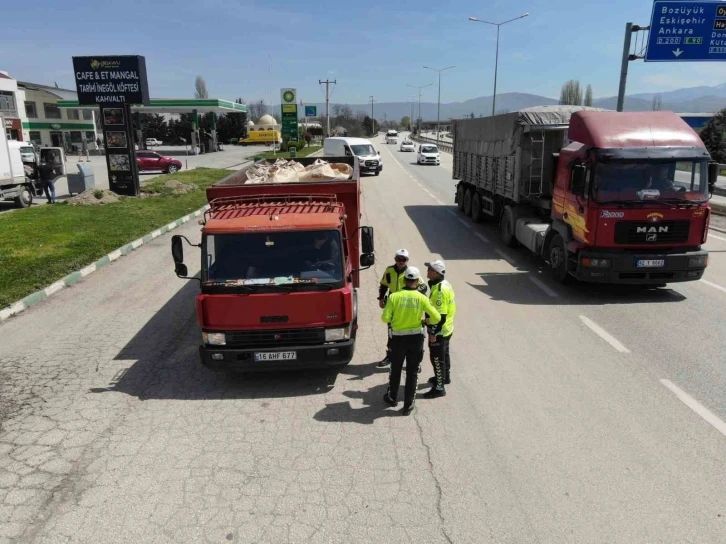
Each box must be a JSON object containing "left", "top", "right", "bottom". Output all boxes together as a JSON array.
[
  {"left": 14, "top": 186, "right": 33, "bottom": 209},
  {"left": 471, "top": 193, "right": 483, "bottom": 223},
  {"left": 548, "top": 234, "right": 570, "bottom": 283},
  {"left": 463, "top": 189, "right": 473, "bottom": 216},
  {"left": 500, "top": 206, "right": 519, "bottom": 247},
  {"left": 457, "top": 185, "right": 465, "bottom": 211}
]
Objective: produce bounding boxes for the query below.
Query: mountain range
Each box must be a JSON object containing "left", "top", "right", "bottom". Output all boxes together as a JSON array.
[{"left": 287, "top": 84, "right": 726, "bottom": 122}]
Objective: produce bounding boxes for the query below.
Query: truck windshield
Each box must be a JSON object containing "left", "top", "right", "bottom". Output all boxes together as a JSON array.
[
  {"left": 594, "top": 160, "right": 709, "bottom": 203},
  {"left": 350, "top": 145, "right": 375, "bottom": 156},
  {"left": 204, "top": 230, "right": 344, "bottom": 286}
]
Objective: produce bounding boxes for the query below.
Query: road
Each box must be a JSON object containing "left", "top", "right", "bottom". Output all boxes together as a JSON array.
[{"left": 1, "top": 135, "right": 726, "bottom": 543}]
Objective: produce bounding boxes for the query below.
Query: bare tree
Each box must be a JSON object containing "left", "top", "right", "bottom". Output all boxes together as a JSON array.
[
  {"left": 248, "top": 100, "right": 268, "bottom": 121},
  {"left": 194, "top": 76, "right": 209, "bottom": 99},
  {"left": 584, "top": 85, "right": 593, "bottom": 107},
  {"left": 652, "top": 94, "right": 662, "bottom": 111},
  {"left": 559, "top": 80, "right": 583, "bottom": 106}
]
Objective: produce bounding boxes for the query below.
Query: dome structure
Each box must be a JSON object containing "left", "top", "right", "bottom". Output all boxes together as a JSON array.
[
  {"left": 246, "top": 120, "right": 255, "bottom": 127},
  {"left": 257, "top": 114, "right": 279, "bottom": 128}
]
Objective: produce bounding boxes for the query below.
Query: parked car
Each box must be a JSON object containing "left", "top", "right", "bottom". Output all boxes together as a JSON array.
[
  {"left": 399, "top": 140, "right": 415, "bottom": 152},
  {"left": 417, "top": 144, "right": 441, "bottom": 165},
  {"left": 136, "top": 151, "right": 182, "bottom": 174},
  {"left": 145, "top": 138, "right": 162, "bottom": 147}
]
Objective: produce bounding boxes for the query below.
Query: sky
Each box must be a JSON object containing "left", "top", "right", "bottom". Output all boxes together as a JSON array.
[{"left": 3, "top": 0, "right": 726, "bottom": 106}]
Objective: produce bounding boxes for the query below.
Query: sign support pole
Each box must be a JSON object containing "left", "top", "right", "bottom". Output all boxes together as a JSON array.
[{"left": 616, "top": 23, "right": 634, "bottom": 113}]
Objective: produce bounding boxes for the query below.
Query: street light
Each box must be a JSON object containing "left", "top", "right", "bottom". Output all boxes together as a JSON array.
[
  {"left": 423, "top": 65, "right": 455, "bottom": 144},
  {"left": 407, "top": 83, "right": 433, "bottom": 134},
  {"left": 469, "top": 13, "right": 529, "bottom": 116}
]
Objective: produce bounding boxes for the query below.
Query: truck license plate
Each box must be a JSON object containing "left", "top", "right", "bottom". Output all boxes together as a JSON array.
[
  {"left": 254, "top": 351, "right": 297, "bottom": 362},
  {"left": 636, "top": 259, "right": 665, "bottom": 268}
]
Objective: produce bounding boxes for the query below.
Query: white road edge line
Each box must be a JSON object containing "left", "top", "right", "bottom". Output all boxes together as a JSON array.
[
  {"left": 660, "top": 379, "right": 726, "bottom": 438},
  {"left": 529, "top": 275, "right": 559, "bottom": 298},
  {"left": 457, "top": 218, "right": 469, "bottom": 228},
  {"left": 475, "top": 232, "right": 490, "bottom": 244},
  {"left": 708, "top": 232, "right": 726, "bottom": 242},
  {"left": 495, "top": 249, "right": 517, "bottom": 267},
  {"left": 579, "top": 315, "right": 630, "bottom": 353},
  {"left": 700, "top": 279, "right": 726, "bottom": 294}
]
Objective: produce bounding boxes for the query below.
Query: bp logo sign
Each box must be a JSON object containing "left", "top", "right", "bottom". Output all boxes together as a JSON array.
[{"left": 282, "top": 89, "right": 296, "bottom": 103}]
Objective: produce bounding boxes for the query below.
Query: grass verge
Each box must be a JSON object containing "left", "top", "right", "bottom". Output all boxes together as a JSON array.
[
  {"left": 0, "top": 168, "right": 230, "bottom": 308},
  {"left": 254, "top": 145, "right": 322, "bottom": 161}
]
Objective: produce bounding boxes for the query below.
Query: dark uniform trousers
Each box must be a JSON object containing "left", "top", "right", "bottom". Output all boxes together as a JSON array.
[
  {"left": 429, "top": 333, "right": 452, "bottom": 386},
  {"left": 387, "top": 334, "right": 425, "bottom": 407}
]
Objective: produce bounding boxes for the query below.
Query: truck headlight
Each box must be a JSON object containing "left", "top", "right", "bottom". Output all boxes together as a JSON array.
[
  {"left": 688, "top": 255, "right": 708, "bottom": 269},
  {"left": 202, "top": 332, "right": 226, "bottom": 345},
  {"left": 580, "top": 257, "right": 611, "bottom": 268},
  {"left": 325, "top": 325, "right": 351, "bottom": 342}
]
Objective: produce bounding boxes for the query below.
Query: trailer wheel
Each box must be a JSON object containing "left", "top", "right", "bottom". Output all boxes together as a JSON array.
[
  {"left": 14, "top": 186, "right": 33, "bottom": 209},
  {"left": 471, "top": 193, "right": 483, "bottom": 223},
  {"left": 463, "top": 189, "right": 473, "bottom": 216},
  {"left": 548, "top": 234, "right": 570, "bottom": 283},
  {"left": 500, "top": 206, "right": 519, "bottom": 247},
  {"left": 456, "top": 185, "right": 465, "bottom": 212}
]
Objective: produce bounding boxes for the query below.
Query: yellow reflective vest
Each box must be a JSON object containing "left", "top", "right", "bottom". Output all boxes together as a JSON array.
[
  {"left": 429, "top": 279, "right": 456, "bottom": 337},
  {"left": 379, "top": 265, "right": 426, "bottom": 298},
  {"left": 382, "top": 288, "right": 441, "bottom": 335}
]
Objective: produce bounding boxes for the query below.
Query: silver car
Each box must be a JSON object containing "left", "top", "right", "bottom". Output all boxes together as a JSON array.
[{"left": 400, "top": 141, "right": 415, "bottom": 152}]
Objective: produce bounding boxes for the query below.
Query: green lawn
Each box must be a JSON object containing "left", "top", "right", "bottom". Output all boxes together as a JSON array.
[
  {"left": 0, "top": 168, "right": 230, "bottom": 308},
  {"left": 254, "top": 145, "right": 322, "bottom": 161}
]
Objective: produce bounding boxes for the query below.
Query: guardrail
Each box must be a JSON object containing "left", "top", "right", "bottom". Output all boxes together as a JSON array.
[{"left": 410, "top": 134, "right": 453, "bottom": 153}]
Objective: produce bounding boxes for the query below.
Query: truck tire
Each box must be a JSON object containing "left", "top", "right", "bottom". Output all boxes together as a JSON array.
[
  {"left": 500, "top": 205, "right": 519, "bottom": 247},
  {"left": 548, "top": 233, "right": 570, "bottom": 283},
  {"left": 463, "top": 189, "right": 473, "bottom": 216},
  {"left": 457, "top": 185, "right": 465, "bottom": 212},
  {"left": 471, "top": 192, "right": 483, "bottom": 223},
  {"left": 14, "top": 186, "right": 33, "bottom": 209}
]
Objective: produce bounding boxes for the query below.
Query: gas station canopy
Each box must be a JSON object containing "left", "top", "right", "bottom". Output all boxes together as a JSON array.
[{"left": 57, "top": 98, "right": 247, "bottom": 114}]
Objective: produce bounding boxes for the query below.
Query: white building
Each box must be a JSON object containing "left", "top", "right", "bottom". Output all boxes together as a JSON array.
[{"left": 0, "top": 70, "right": 97, "bottom": 150}]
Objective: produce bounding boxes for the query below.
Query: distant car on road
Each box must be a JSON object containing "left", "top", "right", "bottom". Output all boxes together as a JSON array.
[
  {"left": 399, "top": 141, "right": 415, "bottom": 152},
  {"left": 145, "top": 138, "right": 162, "bottom": 147},
  {"left": 136, "top": 151, "right": 182, "bottom": 174},
  {"left": 417, "top": 144, "right": 441, "bottom": 165}
]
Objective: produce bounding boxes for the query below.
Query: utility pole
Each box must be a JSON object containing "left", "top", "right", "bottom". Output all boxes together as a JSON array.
[
  {"left": 424, "top": 65, "right": 455, "bottom": 144},
  {"left": 407, "top": 83, "right": 432, "bottom": 134},
  {"left": 616, "top": 23, "right": 649, "bottom": 112},
  {"left": 369, "top": 96, "right": 376, "bottom": 136},
  {"left": 319, "top": 79, "right": 337, "bottom": 137}
]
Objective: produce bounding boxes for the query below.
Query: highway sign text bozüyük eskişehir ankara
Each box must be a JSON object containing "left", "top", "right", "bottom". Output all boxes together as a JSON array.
[
  {"left": 646, "top": 1, "right": 726, "bottom": 61},
  {"left": 72, "top": 55, "right": 150, "bottom": 105}
]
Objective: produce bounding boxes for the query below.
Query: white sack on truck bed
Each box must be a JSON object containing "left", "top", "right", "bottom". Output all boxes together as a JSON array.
[{"left": 245, "top": 158, "right": 352, "bottom": 184}]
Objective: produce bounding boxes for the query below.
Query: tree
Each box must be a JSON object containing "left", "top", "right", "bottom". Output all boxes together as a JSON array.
[
  {"left": 140, "top": 113, "right": 168, "bottom": 141},
  {"left": 401, "top": 116, "right": 411, "bottom": 129},
  {"left": 584, "top": 85, "right": 593, "bottom": 107},
  {"left": 559, "top": 80, "right": 583, "bottom": 105},
  {"left": 469, "top": 112, "right": 475, "bottom": 119},
  {"left": 248, "top": 100, "right": 267, "bottom": 122},
  {"left": 652, "top": 94, "right": 662, "bottom": 111},
  {"left": 700, "top": 108, "right": 726, "bottom": 164},
  {"left": 194, "top": 76, "right": 208, "bottom": 99}
]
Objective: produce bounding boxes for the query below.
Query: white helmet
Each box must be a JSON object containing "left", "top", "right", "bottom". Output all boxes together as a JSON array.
[
  {"left": 395, "top": 248, "right": 409, "bottom": 260},
  {"left": 404, "top": 266, "right": 421, "bottom": 281},
  {"left": 425, "top": 259, "right": 446, "bottom": 275}
]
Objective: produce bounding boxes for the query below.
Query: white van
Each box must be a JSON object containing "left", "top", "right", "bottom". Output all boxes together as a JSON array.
[
  {"left": 323, "top": 137, "right": 383, "bottom": 176},
  {"left": 385, "top": 130, "right": 398, "bottom": 144}
]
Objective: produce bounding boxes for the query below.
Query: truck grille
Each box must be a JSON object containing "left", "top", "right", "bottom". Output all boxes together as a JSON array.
[
  {"left": 614, "top": 221, "right": 690, "bottom": 244},
  {"left": 225, "top": 328, "right": 324, "bottom": 348}
]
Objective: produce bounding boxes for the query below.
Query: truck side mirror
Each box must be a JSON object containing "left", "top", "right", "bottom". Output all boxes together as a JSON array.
[
  {"left": 708, "top": 161, "right": 719, "bottom": 192},
  {"left": 171, "top": 235, "right": 184, "bottom": 264},
  {"left": 360, "top": 253, "right": 375, "bottom": 267},
  {"left": 361, "top": 226, "right": 374, "bottom": 254},
  {"left": 571, "top": 164, "right": 587, "bottom": 197}
]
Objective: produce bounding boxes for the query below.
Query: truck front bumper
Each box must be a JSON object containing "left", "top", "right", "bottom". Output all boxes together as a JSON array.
[
  {"left": 575, "top": 249, "right": 707, "bottom": 284},
  {"left": 199, "top": 339, "right": 355, "bottom": 372}
]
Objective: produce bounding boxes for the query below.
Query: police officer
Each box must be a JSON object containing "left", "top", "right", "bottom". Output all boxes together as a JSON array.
[
  {"left": 423, "top": 259, "right": 456, "bottom": 399},
  {"left": 377, "top": 249, "right": 419, "bottom": 367},
  {"left": 382, "top": 267, "right": 441, "bottom": 416}
]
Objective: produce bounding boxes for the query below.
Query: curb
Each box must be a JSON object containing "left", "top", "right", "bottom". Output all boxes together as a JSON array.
[
  {"left": 711, "top": 199, "right": 726, "bottom": 217},
  {"left": 0, "top": 205, "right": 210, "bottom": 323}
]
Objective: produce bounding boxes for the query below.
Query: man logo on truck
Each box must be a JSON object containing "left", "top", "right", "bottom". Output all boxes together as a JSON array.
[{"left": 637, "top": 226, "right": 669, "bottom": 233}]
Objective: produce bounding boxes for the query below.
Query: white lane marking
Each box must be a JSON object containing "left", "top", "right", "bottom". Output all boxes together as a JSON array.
[
  {"left": 475, "top": 232, "right": 490, "bottom": 244},
  {"left": 660, "top": 379, "right": 726, "bottom": 439},
  {"left": 457, "top": 218, "right": 469, "bottom": 228},
  {"left": 495, "top": 249, "right": 517, "bottom": 266},
  {"left": 707, "top": 232, "right": 726, "bottom": 242},
  {"left": 383, "top": 144, "right": 446, "bottom": 205},
  {"left": 700, "top": 279, "right": 726, "bottom": 294},
  {"left": 446, "top": 209, "right": 458, "bottom": 217},
  {"left": 578, "top": 316, "right": 630, "bottom": 353},
  {"left": 529, "top": 275, "right": 559, "bottom": 298}
]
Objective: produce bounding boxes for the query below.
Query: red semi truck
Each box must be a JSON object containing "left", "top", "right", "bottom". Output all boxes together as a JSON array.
[
  {"left": 454, "top": 107, "right": 716, "bottom": 284},
  {"left": 171, "top": 156, "right": 375, "bottom": 372}
]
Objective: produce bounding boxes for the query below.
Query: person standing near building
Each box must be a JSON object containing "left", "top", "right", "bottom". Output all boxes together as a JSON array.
[
  {"left": 382, "top": 267, "right": 441, "bottom": 416},
  {"left": 423, "top": 259, "right": 456, "bottom": 398},
  {"left": 377, "top": 249, "right": 427, "bottom": 367},
  {"left": 38, "top": 160, "right": 57, "bottom": 204}
]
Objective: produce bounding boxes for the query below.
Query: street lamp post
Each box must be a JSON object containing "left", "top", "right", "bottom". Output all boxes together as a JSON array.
[
  {"left": 423, "top": 65, "right": 455, "bottom": 144},
  {"left": 469, "top": 13, "right": 529, "bottom": 116},
  {"left": 407, "top": 83, "right": 433, "bottom": 134}
]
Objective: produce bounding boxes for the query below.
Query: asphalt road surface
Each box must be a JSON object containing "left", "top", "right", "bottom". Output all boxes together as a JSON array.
[{"left": 1, "top": 135, "right": 726, "bottom": 543}]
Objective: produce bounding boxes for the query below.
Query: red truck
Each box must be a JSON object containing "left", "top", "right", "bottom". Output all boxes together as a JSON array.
[
  {"left": 454, "top": 107, "right": 716, "bottom": 284},
  {"left": 170, "top": 156, "right": 375, "bottom": 372}
]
